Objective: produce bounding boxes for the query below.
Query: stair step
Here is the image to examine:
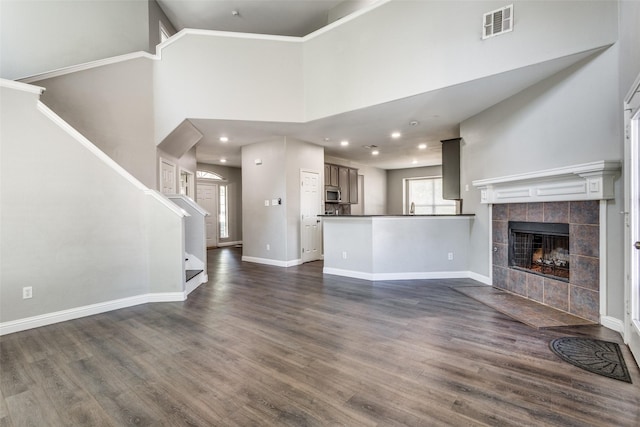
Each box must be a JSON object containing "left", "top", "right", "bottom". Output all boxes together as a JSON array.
[{"left": 185, "top": 269, "right": 203, "bottom": 282}]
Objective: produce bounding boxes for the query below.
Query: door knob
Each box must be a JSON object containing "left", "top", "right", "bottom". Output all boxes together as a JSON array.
[{"left": 635, "top": 241, "right": 640, "bottom": 250}]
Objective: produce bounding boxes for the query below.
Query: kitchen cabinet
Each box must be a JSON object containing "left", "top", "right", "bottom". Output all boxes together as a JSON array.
[
  {"left": 329, "top": 165, "right": 339, "bottom": 187},
  {"left": 338, "top": 167, "right": 349, "bottom": 203},
  {"left": 349, "top": 168, "right": 358, "bottom": 204},
  {"left": 324, "top": 163, "right": 358, "bottom": 204}
]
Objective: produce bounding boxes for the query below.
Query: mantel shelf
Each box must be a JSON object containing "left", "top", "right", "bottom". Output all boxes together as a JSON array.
[{"left": 471, "top": 160, "right": 621, "bottom": 204}]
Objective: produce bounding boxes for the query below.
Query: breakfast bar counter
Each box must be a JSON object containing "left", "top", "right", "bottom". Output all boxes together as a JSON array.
[{"left": 322, "top": 215, "right": 477, "bottom": 281}]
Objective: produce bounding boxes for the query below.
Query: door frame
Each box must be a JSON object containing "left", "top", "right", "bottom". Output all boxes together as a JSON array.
[
  {"left": 159, "top": 157, "right": 177, "bottom": 194},
  {"left": 300, "top": 169, "right": 322, "bottom": 263},
  {"left": 624, "top": 72, "right": 640, "bottom": 363},
  {"left": 197, "top": 180, "right": 220, "bottom": 249},
  {"left": 179, "top": 168, "right": 195, "bottom": 199}
]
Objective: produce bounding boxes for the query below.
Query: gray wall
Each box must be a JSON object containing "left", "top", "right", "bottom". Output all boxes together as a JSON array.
[
  {"left": 460, "top": 1, "right": 640, "bottom": 319},
  {"left": 242, "top": 138, "right": 324, "bottom": 263},
  {"left": 148, "top": 0, "right": 177, "bottom": 51},
  {"left": 37, "top": 58, "right": 157, "bottom": 189},
  {"left": 197, "top": 163, "right": 243, "bottom": 243},
  {"left": 1, "top": 83, "right": 183, "bottom": 324},
  {"left": 386, "top": 165, "right": 443, "bottom": 215},
  {"left": 304, "top": 0, "right": 617, "bottom": 120},
  {"left": 242, "top": 139, "right": 288, "bottom": 261},
  {"left": 285, "top": 138, "right": 325, "bottom": 260},
  {"left": 1, "top": 0, "right": 151, "bottom": 80}
]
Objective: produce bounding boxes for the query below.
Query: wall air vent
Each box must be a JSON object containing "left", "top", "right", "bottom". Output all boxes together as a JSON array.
[{"left": 483, "top": 4, "right": 513, "bottom": 39}]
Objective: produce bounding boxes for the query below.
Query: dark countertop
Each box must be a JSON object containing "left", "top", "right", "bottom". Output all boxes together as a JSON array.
[{"left": 320, "top": 214, "right": 475, "bottom": 218}]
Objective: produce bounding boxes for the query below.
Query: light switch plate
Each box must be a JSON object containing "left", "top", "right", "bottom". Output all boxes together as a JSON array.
[{"left": 264, "top": 200, "right": 269, "bottom": 206}]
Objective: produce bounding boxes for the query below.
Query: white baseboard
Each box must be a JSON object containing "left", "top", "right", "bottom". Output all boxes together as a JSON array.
[
  {"left": 601, "top": 315, "right": 624, "bottom": 334},
  {"left": 0, "top": 292, "right": 186, "bottom": 336},
  {"left": 468, "top": 271, "right": 492, "bottom": 285},
  {"left": 217, "top": 241, "right": 242, "bottom": 247},
  {"left": 322, "top": 268, "right": 488, "bottom": 282},
  {"left": 242, "top": 256, "right": 302, "bottom": 267}
]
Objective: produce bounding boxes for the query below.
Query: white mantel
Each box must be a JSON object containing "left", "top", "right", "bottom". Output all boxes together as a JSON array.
[{"left": 472, "top": 161, "right": 621, "bottom": 204}]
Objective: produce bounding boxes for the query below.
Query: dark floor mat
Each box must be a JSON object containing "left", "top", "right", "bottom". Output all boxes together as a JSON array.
[{"left": 549, "top": 337, "right": 632, "bottom": 383}]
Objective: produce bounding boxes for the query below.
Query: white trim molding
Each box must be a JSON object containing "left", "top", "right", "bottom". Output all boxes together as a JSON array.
[
  {"left": 323, "top": 268, "right": 491, "bottom": 283},
  {"left": 242, "top": 256, "right": 302, "bottom": 267},
  {"left": 472, "top": 161, "right": 621, "bottom": 204},
  {"left": 0, "top": 78, "right": 45, "bottom": 94},
  {"left": 0, "top": 292, "right": 186, "bottom": 336}
]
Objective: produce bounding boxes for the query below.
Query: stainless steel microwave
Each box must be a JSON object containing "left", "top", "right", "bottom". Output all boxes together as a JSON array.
[{"left": 325, "top": 186, "right": 341, "bottom": 203}]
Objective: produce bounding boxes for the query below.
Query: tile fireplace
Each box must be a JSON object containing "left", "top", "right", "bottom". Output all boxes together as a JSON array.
[
  {"left": 472, "top": 161, "right": 621, "bottom": 325},
  {"left": 493, "top": 201, "right": 599, "bottom": 321}
]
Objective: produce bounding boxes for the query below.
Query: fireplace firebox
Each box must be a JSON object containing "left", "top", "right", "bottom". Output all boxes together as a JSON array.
[{"left": 508, "top": 221, "right": 570, "bottom": 281}]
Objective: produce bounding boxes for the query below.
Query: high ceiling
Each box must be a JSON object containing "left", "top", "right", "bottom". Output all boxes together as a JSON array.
[{"left": 155, "top": 1, "right": 593, "bottom": 170}]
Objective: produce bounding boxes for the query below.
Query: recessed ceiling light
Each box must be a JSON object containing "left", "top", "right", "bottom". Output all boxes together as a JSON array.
[
  {"left": 412, "top": 159, "right": 418, "bottom": 164},
  {"left": 219, "top": 136, "right": 229, "bottom": 143},
  {"left": 391, "top": 131, "right": 401, "bottom": 139},
  {"left": 372, "top": 150, "right": 380, "bottom": 156},
  {"left": 418, "top": 143, "right": 427, "bottom": 149},
  {"left": 220, "top": 158, "right": 227, "bottom": 163},
  {"left": 340, "top": 140, "right": 349, "bottom": 146},
  {"left": 324, "top": 137, "right": 330, "bottom": 142}
]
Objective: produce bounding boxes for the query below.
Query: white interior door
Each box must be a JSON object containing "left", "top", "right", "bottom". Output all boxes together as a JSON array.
[
  {"left": 197, "top": 182, "right": 218, "bottom": 248},
  {"left": 160, "top": 158, "right": 176, "bottom": 194},
  {"left": 301, "top": 170, "right": 321, "bottom": 263},
  {"left": 625, "top": 74, "right": 640, "bottom": 365}
]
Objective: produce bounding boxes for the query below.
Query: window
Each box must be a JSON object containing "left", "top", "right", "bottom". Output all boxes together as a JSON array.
[
  {"left": 404, "top": 177, "right": 457, "bottom": 215},
  {"left": 196, "top": 170, "right": 224, "bottom": 180},
  {"left": 219, "top": 185, "right": 229, "bottom": 239}
]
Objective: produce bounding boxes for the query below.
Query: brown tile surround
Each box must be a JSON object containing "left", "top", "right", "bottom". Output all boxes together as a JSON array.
[{"left": 492, "top": 201, "right": 600, "bottom": 322}]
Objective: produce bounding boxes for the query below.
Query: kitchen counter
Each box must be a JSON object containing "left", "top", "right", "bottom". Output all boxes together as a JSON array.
[
  {"left": 320, "top": 214, "right": 475, "bottom": 217},
  {"left": 322, "top": 214, "right": 484, "bottom": 282}
]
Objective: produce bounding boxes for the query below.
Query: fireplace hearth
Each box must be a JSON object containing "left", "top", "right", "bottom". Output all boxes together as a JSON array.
[{"left": 509, "top": 221, "right": 570, "bottom": 281}]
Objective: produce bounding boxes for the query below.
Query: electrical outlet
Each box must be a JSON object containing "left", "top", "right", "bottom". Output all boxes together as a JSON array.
[
  {"left": 342, "top": 251, "right": 347, "bottom": 259},
  {"left": 23, "top": 286, "right": 32, "bottom": 299},
  {"left": 266, "top": 244, "right": 270, "bottom": 251},
  {"left": 448, "top": 252, "right": 454, "bottom": 261}
]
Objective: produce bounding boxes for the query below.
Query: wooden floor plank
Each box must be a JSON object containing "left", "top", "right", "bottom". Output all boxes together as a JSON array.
[{"left": 1, "top": 247, "right": 639, "bottom": 426}]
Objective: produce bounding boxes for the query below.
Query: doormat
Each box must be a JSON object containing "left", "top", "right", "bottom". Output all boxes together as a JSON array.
[
  {"left": 454, "top": 286, "right": 595, "bottom": 329},
  {"left": 549, "top": 337, "right": 632, "bottom": 383}
]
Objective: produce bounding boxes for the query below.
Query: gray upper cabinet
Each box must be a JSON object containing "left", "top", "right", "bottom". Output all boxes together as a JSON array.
[
  {"left": 325, "top": 163, "right": 358, "bottom": 204},
  {"left": 349, "top": 168, "right": 358, "bottom": 204}
]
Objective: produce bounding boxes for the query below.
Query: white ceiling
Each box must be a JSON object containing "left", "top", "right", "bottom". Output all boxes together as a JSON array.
[{"left": 156, "top": 1, "right": 596, "bottom": 170}]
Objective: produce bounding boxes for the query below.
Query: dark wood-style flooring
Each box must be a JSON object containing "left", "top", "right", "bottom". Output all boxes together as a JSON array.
[{"left": 1, "top": 247, "right": 639, "bottom": 426}]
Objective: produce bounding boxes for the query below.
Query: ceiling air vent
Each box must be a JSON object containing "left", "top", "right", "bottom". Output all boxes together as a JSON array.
[{"left": 483, "top": 4, "right": 513, "bottom": 39}]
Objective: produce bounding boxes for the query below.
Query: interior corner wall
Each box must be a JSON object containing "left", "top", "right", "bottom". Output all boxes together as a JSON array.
[
  {"left": 460, "top": 45, "right": 625, "bottom": 319},
  {"left": 148, "top": 0, "right": 177, "bottom": 51},
  {"left": 196, "top": 163, "right": 243, "bottom": 243},
  {"left": 386, "top": 165, "right": 443, "bottom": 215},
  {"left": 0, "top": 0, "right": 150, "bottom": 80},
  {"left": 285, "top": 138, "right": 325, "bottom": 261},
  {"left": 36, "top": 58, "right": 157, "bottom": 189},
  {"left": 241, "top": 139, "right": 288, "bottom": 262}
]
